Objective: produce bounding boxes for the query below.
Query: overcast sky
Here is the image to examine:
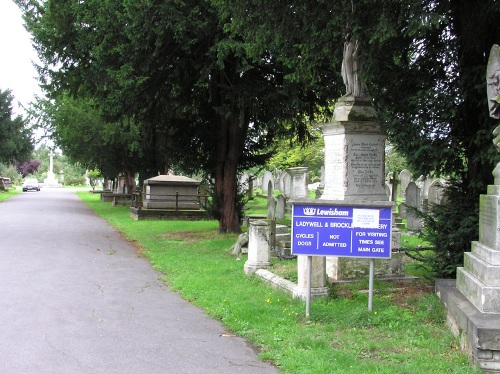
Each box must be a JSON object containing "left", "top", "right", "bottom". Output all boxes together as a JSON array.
[{"left": 0, "top": 0, "right": 42, "bottom": 115}]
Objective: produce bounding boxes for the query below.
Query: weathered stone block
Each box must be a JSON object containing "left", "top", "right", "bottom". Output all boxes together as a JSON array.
[
  {"left": 457, "top": 268, "right": 500, "bottom": 313},
  {"left": 479, "top": 194, "right": 500, "bottom": 250}
]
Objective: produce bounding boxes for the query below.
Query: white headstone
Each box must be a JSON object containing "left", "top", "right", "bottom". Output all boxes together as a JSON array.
[
  {"left": 399, "top": 169, "right": 413, "bottom": 195},
  {"left": 267, "top": 196, "right": 276, "bottom": 220},
  {"left": 405, "top": 182, "right": 423, "bottom": 230},
  {"left": 262, "top": 171, "right": 273, "bottom": 195},
  {"left": 276, "top": 194, "right": 286, "bottom": 220},
  {"left": 282, "top": 172, "right": 292, "bottom": 197},
  {"left": 286, "top": 167, "right": 308, "bottom": 199},
  {"left": 428, "top": 180, "right": 443, "bottom": 206}
]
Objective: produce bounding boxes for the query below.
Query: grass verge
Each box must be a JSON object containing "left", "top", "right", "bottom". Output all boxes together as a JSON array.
[
  {"left": 0, "top": 188, "right": 21, "bottom": 202},
  {"left": 77, "top": 192, "right": 479, "bottom": 374}
]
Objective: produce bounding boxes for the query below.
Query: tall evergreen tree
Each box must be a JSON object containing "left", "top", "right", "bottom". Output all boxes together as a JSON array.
[
  {"left": 224, "top": 0, "right": 500, "bottom": 275},
  {"left": 0, "top": 89, "right": 33, "bottom": 163},
  {"left": 17, "top": 0, "right": 325, "bottom": 233}
]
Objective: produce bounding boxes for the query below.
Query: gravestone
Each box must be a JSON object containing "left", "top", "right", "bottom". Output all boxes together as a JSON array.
[
  {"left": 244, "top": 220, "right": 272, "bottom": 274},
  {"left": 405, "top": 182, "right": 423, "bottom": 230},
  {"left": 276, "top": 194, "right": 286, "bottom": 220},
  {"left": 399, "top": 169, "right": 413, "bottom": 195},
  {"left": 286, "top": 167, "right": 308, "bottom": 199},
  {"left": 267, "top": 196, "right": 276, "bottom": 221},
  {"left": 384, "top": 183, "right": 391, "bottom": 200},
  {"left": 282, "top": 172, "right": 292, "bottom": 197},
  {"left": 428, "top": 179, "right": 443, "bottom": 206},
  {"left": 262, "top": 170, "right": 274, "bottom": 196},
  {"left": 321, "top": 100, "right": 387, "bottom": 201},
  {"left": 267, "top": 180, "right": 274, "bottom": 201}
]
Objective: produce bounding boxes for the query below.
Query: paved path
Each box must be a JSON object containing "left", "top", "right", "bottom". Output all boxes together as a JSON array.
[{"left": 0, "top": 189, "right": 279, "bottom": 374}]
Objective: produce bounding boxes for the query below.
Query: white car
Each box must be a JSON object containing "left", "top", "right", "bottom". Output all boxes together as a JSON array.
[{"left": 22, "top": 178, "right": 40, "bottom": 192}]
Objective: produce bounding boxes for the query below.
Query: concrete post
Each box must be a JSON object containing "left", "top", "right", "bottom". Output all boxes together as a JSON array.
[{"left": 294, "top": 255, "right": 329, "bottom": 300}]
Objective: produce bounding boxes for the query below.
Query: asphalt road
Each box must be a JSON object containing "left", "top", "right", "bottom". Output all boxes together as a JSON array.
[{"left": 0, "top": 189, "right": 279, "bottom": 374}]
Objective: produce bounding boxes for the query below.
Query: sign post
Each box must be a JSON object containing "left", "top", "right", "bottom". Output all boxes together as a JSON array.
[{"left": 291, "top": 201, "right": 393, "bottom": 313}]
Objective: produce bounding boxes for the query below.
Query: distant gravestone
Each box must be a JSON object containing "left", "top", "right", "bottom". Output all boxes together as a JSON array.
[
  {"left": 286, "top": 167, "right": 308, "bottom": 199},
  {"left": 398, "top": 203, "right": 407, "bottom": 219},
  {"left": 240, "top": 173, "right": 250, "bottom": 192},
  {"left": 282, "top": 172, "right": 292, "bottom": 197},
  {"left": 262, "top": 171, "right": 273, "bottom": 195},
  {"left": 267, "top": 196, "right": 276, "bottom": 220},
  {"left": 276, "top": 194, "right": 286, "bottom": 220},
  {"left": 399, "top": 169, "right": 413, "bottom": 195},
  {"left": 385, "top": 183, "right": 391, "bottom": 201},
  {"left": 405, "top": 181, "right": 423, "bottom": 230},
  {"left": 422, "top": 176, "right": 433, "bottom": 200},
  {"left": 428, "top": 180, "right": 444, "bottom": 206},
  {"left": 276, "top": 169, "right": 285, "bottom": 194},
  {"left": 267, "top": 180, "right": 274, "bottom": 201}
]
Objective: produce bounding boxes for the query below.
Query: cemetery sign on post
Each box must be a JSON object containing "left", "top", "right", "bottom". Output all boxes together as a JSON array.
[
  {"left": 291, "top": 203, "right": 393, "bottom": 259},
  {"left": 291, "top": 200, "right": 394, "bottom": 313}
]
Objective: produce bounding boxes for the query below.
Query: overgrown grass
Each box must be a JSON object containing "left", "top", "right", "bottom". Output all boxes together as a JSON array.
[
  {"left": 78, "top": 192, "right": 479, "bottom": 374},
  {"left": 0, "top": 188, "right": 21, "bottom": 202}
]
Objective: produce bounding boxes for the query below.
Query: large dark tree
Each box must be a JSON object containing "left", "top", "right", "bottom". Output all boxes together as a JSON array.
[
  {"left": 0, "top": 89, "right": 33, "bottom": 164},
  {"left": 224, "top": 0, "right": 500, "bottom": 276},
  {"left": 17, "top": 0, "right": 325, "bottom": 233}
]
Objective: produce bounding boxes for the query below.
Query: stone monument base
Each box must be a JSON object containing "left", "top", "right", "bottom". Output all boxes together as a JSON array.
[
  {"left": 130, "top": 207, "right": 208, "bottom": 221},
  {"left": 436, "top": 279, "right": 500, "bottom": 372},
  {"left": 42, "top": 178, "right": 62, "bottom": 188}
]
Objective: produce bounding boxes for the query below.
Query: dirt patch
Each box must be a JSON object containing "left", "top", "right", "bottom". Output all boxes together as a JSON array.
[
  {"left": 387, "top": 281, "right": 435, "bottom": 309},
  {"left": 159, "top": 230, "right": 224, "bottom": 242}
]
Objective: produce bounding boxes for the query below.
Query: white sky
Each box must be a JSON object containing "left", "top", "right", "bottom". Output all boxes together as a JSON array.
[{"left": 0, "top": 0, "right": 42, "bottom": 115}]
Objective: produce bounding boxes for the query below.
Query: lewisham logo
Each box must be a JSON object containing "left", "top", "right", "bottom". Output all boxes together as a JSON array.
[{"left": 303, "top": 207, "right": 316, "bottom": 216}]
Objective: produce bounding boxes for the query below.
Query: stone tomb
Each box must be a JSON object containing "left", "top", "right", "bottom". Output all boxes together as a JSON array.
[{"left": 143, "top": 175, "right": 201, "bottom": 210}]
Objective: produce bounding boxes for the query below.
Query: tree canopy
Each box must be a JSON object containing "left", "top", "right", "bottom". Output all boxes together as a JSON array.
[
  {"left": 223, "top": 0, "right": 500, "bottom": 276},
  {"left": 17, "top": 0, "right": 328, "bottom": 232},
  {"left": 17, "top": 0, "right": 500, "bottom": 251}
]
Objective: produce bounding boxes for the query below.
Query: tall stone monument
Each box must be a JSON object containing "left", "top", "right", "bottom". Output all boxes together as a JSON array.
[
  {"left": 456, "top": 45, "right": 500, "bottom": 313},
  {"left": 436, "top": 45, "right": 500, "bottom": 371},
  {"left": 43, "top": 150, "right": 62, "bottom": 188},
  {"left": 320, "top": 40, "right": 393, "bottom": 280}
]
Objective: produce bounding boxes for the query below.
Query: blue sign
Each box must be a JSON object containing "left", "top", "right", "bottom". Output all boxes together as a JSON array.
[{"left": 291, "top": 204, "right": 392, "bottom": 258}]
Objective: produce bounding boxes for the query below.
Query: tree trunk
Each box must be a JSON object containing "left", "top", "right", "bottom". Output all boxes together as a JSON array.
[{"left": 215, "top": 113, "right": 245, "bottom": 233}]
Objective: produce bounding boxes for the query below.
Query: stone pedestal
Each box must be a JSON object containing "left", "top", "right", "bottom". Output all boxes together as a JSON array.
[
  {"left": 286, "top": 167, "right": 308, "bottom": 199},
  {"left": 294, "top": 255, "right": 329, "bottom": 300},
  {"left": 244, "top": 220, "right": 272, "bottom": 275},
  {"left": 321, "top": 97, "right": 387, "bottom": 202},
  {"left": 456, "top": 189, "right": 500, "bottom": 313},
  {"left": 321, "top": 97, "right": 395, "bottom": 280}
]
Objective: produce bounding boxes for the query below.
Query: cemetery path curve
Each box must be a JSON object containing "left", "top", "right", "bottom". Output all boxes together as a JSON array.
[{"left": 0, "top": 189, "right": 279, "bottom": 374}]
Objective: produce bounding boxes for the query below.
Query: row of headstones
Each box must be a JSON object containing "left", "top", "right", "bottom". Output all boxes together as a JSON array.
[
  {"left": 241, "top": 167, "right": 326, "bottom": 199},
  {"left": 386, "top": 170, "right": 445, "bottom": 202},
  {"left": 387, "top": 170, "right": 447, "bottom": 230}
]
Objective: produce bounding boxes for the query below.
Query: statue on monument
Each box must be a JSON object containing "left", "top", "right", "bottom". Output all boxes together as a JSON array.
[
  {"left": 487, "top": 45, "right": 500, "bottom": 151},
  {"left": 341, "top": 37, "right": 368, "bottom": 98}
]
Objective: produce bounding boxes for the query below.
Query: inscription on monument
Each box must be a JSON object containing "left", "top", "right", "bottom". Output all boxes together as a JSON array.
[
  {"left": 479, "top": 195, "right": 500, "bottom": 250},
  {"left": 324, "top": 135, "right": 346, "bottom": 198},
  {"left": 348, "top": 137, "right": 384, "bottom": 190}
]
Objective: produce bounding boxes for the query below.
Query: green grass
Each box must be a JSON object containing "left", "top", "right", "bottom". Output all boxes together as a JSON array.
[
  {"left": 0, "top": 188, "right": 21, "bottom": 202},
  {"left": 77, "top": 192, "right": 480, "bottom": 374}
]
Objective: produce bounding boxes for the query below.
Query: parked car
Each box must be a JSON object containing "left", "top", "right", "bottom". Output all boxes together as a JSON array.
[{"left": 22, "top": 178, "right": 40, "bottom": 192}]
